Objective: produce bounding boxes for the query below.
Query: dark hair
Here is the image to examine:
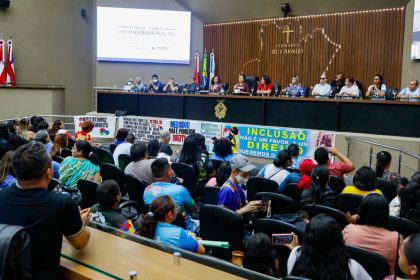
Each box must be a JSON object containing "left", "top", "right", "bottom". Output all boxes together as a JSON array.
[
  {"left": 130, "top": 143, "right": 148, "bottom": 161},
  {"left": 288, "top": 143, "right": 299, "bottom": 157},
  {"left": 314, "top": 147, "right": 329, "bottom": 165},
  {"left": 400, "top": 182, "right": 420, "bottom": 225},
  {"left": 403, "top": 233, "right": 420, "bottom": 272},
  {"left": 115, "top": 128, "right": 129, "bottom": 141},
  {"left": 357, "top": 193, "right": 389, "bottom": 227},
  {"left": 310, "top": 165, "right": 330, "bottom": 202},
  {"left": 291, "top": 214, "right": 352, "bottom": 280},
  {"left": 151, "top": 158, "right": 170, "bottom": 179},
  {"left": 35, "top": 121, "right": 49, "bottom": 133},
  {"left": 9, "top": 135, "right": 26, "bottom": 150},
  {"left": 216, "top": 161, "right": 231, "bottom": 187},
  {"left": 50, "top": 120, "right": 63, "bottom": 135},
  {"left": 96, "top": 180, "right": 120, "bottom": 209},
  {"left": 353, "top": 166, "right": 377, "bottom": 191},
  {"left": 0, "top": 123, "right": 10, "bottom": 141},
  {"left": 152, "top": 74, "right": 158, "bottom": 79},
  {"left": 6, "top": 120, "right": 17, "bottom": 135},
  {"left": 75, "top": 140, "right": 99, "bottom": 165},
  {"left": 261, "top": 75, "right": 271, "bottom": 85},
  {"left": 412, "top": 171, "right": 420, "bottom": 185},
  {"left": 126, "top": 133, "right": 136, "bottom": 143},
  {"left": 194, "top": 133, "right": 206, "bottom": 152},
  {"left": 239, "top": 73, "right": 246, "bottom": 82},
  {"left": 0, "top": 151, "right": 14, "bottom": 183},
  {"left": 19, "top": 118, "right": 30, "bottom": 130},
  {"left": 30, "top": 116, "right": 45, "bottom": 132},
  {"left": 231, "top": 127, "right": 239, "bottom": 135},
  {"left": 12, "top": 142, "right": 52, "bottom": 181},
  {"left": 345, "top": 77, "right": 355, "bottom": 84},
  {"left": 375, "top": 151, "right": 392, "bottom": 178},
  {"left": 273, "top": 150, "right": 292, "bottom": 168},
  {"left": 211, "top": 75, "right": 221, "bottom": 85},
  {"left": 374, "top": 74, "right": 384, "bottom": 89},
  {"left": 213, "top": 138, "right": 233, "bottom": 160},
  {"left": 178, "top": 135, "right": 199, "bottom": 165},
  {"left": 243, "top": 233, "right": 279, "bottom": 277},
  {"left": 140, "top": 195, "right": 175, "bottom": 239},
  {"left": 147, "top": 139, "right": 161, "bottom": 158}
]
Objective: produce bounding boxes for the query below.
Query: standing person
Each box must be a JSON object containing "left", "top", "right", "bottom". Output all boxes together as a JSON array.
[
  {"left": 113, "top": 132, "right": 135, "bottom": 168},
  {"left": 314, "top": 147, "right": 355, "bottom": 179},
  {"left": 330, "top": 72, "right": 345, "bottom": 97},
  {"left": 312, "top": 73, "right": 331, "bottom": 97},
  {"left": 397, "top": 79, "right": 420, "bottom": 99},
  {"left": 209, "top": 75, "right": 224, "bottom": 94},
  {"left": 257, "top": 75, "right": 273, "bottom": 96},
  {"left": 146, "top": 74, "right": 163, "bottom": 93},
  {"left": 159, "top": 131, "right": 173, "bottom": 156},
  {"left": 0, "top": 142, "right": 91, "bottom": 280},
  {"left": 375, "top": 151, "right": 401, "bottom": 185},
  {"left": 365, "top": 74, "right": 387, "bottom": 97}
]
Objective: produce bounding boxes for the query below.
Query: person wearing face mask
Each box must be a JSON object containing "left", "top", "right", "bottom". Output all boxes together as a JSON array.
[
  {"left": 217, "top": 154, "right": 265, "bottom": 216},
  {"left": 146, "top": 74, "right": 163, "bottom": 93}
]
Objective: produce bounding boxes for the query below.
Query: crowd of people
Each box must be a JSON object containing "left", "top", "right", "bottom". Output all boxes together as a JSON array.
[
  {"left": 120, "top": 73, "right": 420, "bottom": 100},
  {"left": 0, "top": 115, "right": 419, "bottom": 280}
]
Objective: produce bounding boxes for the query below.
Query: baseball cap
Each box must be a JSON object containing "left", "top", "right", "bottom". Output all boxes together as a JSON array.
[{"left": 230, "top": 154, "right": 255, "bottom": 173}]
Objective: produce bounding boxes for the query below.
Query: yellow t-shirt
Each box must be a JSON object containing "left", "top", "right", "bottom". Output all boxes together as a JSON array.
[{"left": 341, "top": 186, "right": 383, "bottom": 196}]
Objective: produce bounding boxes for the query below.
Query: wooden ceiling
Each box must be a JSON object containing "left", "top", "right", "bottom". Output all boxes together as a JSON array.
[{"left": 174, "top": 0, "right": 410, "bottom": 23}]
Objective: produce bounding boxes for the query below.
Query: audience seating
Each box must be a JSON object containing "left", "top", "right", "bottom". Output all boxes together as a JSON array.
[
  {"left": 92, "top": 147, "right": 115, "bottom": 165},
  {"left": 281, "top": 277, "right": 312, "bottom": 280},
  {"left": 210, "top": 159, "right": 223, "bottom": 172},
  {"left": 345, "top": 245, "right": 390, "bottom": 280},
  {"left": 329, "top": 176, "right": 346, "bottom": 193},
  {"left": 118, "top": 154, "right": 132, "bottom": 172},
  {"left": 255, "top": 192, "right": 297, "bottom": 216},
  {"left": 118, "top": 200, "right": 143, "bottom": 222},
  {"left": 282, "top": 183, "right": 302, "bottom": 205},
  {"left": 383, "top": 215, "right": 420, "bottom": 238},
  {"left": 203, "top": 187, "right": 220, "bottom": 206},
  {"left": 171, "top": 162, "right": 198, "bottom": 197},
  {"left": 124, "top": 174, "right": 147, "bottom": 213},
  {"left": 100, "top": 163, "right": 127, "bottom": 196},
  {"left": 254, "top": 218, "right": 304, "bottom": 277},
  {"left": 335, "top": 193, "right": 362, "bottom": 215},
  {"left": 110, "top": 143, "right": 118, "bottom": 154},
  {"left": 376, "top": 178, "right": 397, "bottom": 202},
  {"left": 200, "top": 204, "right": 243, "bottom": 261},
  {"left": 52, "top": 156, "right": 64, "bottom": 164},
  {"left": 47, "top": 178, "right": 61, "bottom": 191},
  {"left": 246, "top": 177, "right": 279, "bottom": 201},
  {"left": 302, "top": 204, "right": 348, "bottom": 231},
  {"left": 77, "top": 179, "right": 99, "bottom": 209}
]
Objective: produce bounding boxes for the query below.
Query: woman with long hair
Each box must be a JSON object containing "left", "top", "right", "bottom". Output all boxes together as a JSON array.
[
  {"left": 400, "top": 181, "right": 420, "bottom": 225},
  {"left": 0, "top": 151, "right": 16, "bottom": 189},
  {"left": 288, "top": 214, "right": 371, "bottom": 280},
  {"left": 0, "top": 123, "right": 12, "bottom": 159},
  {"left": 258, "top": 150, "right": 292, "bottom": 190},
  {"left": 51, "top": 134, "right": 70, "bottom": 157},
  {"left": 300, "top": 165, "right": 336, "bottom": 207},
  {"left": 285, "top": 75, "right": 307, "bottom": 97},
  {"left": 375, "top": 151, "right": 401, "bottom": 185},
  {"left": 365, "top": 74, "right": 386, "bottom": 97},
  {"left": 206, "top": 161, "right": 231, "bottom": 188},
  {"left": 59, "top": 140, "right": 100, "bottom": 188},
  {"left": 394, "top": 234, "right": 420, "bottom": 280},
  {"left": 139, "top": 195, "right": 205, "bottom": 254},
  {"left": 17, "top": 118, "right": 35, "bottom": 141}
]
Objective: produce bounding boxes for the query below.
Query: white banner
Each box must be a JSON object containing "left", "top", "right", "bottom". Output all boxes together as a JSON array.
[{"left": 74, "top": 115, "right": 117, "bottom": 138}]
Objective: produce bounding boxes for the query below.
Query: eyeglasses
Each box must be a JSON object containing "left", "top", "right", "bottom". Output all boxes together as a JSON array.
[
  {"left": 320, "top": 77, "right": 326, "bottom": 80},
  {"left": 409, "top": 83, "right": 416, "bottom": 86}
]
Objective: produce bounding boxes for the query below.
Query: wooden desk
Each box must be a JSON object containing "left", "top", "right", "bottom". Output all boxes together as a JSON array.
[{"left": 61, "top": 227, "right": 246, "bottom": 280}]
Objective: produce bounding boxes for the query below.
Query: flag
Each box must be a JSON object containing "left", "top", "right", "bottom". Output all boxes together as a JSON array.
[
  {"left": 0, "top": 39, "right": 6, "bottom": 85},
  {"left": 209, "top": 49, "right": 215, "bottom": 87},
  {"left": 201, "top": 49, "right": 208, "bottom": 89},
  {"left": 6, "top": 39, "right": 16, "bottom": 86},
  {"left": 194, "top": 50, "right": 200, "bottom": 86}
]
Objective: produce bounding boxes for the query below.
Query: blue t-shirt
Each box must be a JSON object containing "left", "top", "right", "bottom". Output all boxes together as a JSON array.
[
  {"left": 210, "top": 153, "right": 234, "bottom": 162},
  {"left": 155, "top": 222, "right": 198, "bottom": 253},
  {"left": 217, "top": 177, "right": 246, "bottom": 211},
  {"left": 0, "top": 174, "right": 16, "bottom": 189},
  {"left": 143, "top": 182, "right": 197, "bottom": 231},
  {"left": 279, "top": 172, "right": 302, "bottom": 193},
  {"left": 400, "top": 87, "right": 420, "bottom": 98}
]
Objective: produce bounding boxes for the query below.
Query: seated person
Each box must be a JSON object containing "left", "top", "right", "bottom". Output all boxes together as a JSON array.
[
  {"left": 217, "top": 154, "right": 265, "bottom": 216},
  {"left": 288, "top": 143, "right": 300, "bottom": 169},
  {"left": 336, "top": 77, "right": 360, "bottom": 97},
  {"left": 130, "top": 77, "right": 145, "bottom": 92},
  {"left": 206, "top": 161, "right": 231, "bottom": 188},
  {"left": 210, "top": 137, "right": 234, "bottom": 161},
  {"left": 243, "top": 233, "right": 280, "bottom": 277},
  {"left": 344, "top": 193, "right": 400, "bottom": 273},
  {"left": 375, "top": 151, "right": 401, "bottom": 186},
  {"left": 400, "top": 181, "right": 420, "bottom": 225},
  {"left": 0, "top": 142, "right": 91, "bottom": 280},
  {"left": 91, "top": 179, "right": 140, "bottom": 232},
  {"left": 74, "top": 120, "right": 94, "bottom": 143},
  {"left": 143, "top": 158, "right": 198, "bottom": 232},
  {"left": 59, "top": 140, "right": 101, "bottom": 188},
  {"left": 233, "top": 73, "right": 250, "bottom": 93},
  {"left": 17, "top": 117, "right": 35, "bottom": 141},
  {"left": 124, "top": 143, "right": 155, "bottom": 185},
  {"left": 146, "top": 74, "right": 163, "bottom": 92},
  {"left": 209, "top": 75, "right": 224, "bottom": 94},
  {"left": 33, "top": 130, "right": 59, "bottom": 179},
  {"left": 388, "top": 233, "right": 420, "bottom": 280},
  {"left": 163, "top": 77, "right": 179, "bottom": 93},
  {"left": 258, "top": 150, "right": 292, "bottom": 191},
  {"left": 312, "top": 73, "right": 331, "bottom": 97},
  {"left": 140, "top": 195, "right": 205, "bottom": 254},
  {"left": 300, "top": 165, "right": 336, "bottom": 208},
  {"left": 183, "top": 77, "right": 198, "bottom": 93},
  {"left": 113, "top": 132, "right": 135, "bottom": 168},
  {"left": 257, "top": 75, "right": 273, "bottom": 96},
  {"left": 314, "top": 147, "right": 355, "bottom": 179},
  {"left": 342, "top": 166, "right": 383, "bottom": 196},
  {"left": 123, "top": 78, "right": 134, "bottom": 91},
  {"left": 0, "top": 151, "right": 16, "bottom": 189},
  {"left": 279, "top": 159, "right": 315, "bottom": 192},
  {"left": 330, "top": 72, "right": 345, "bottom": 97},
  {"left": 159, "top": 131, "right": 173, "bottom": 156},
  {"left": 365, "top": 74, "right": 386, "bottom": 97},
  {"left": 51, "top": 134, "right": 71, "bottom": 158},
  {"left": 284, "top": 75, "right": 307, "bottom": 97},
  {"left": 396, "top": 79, "right": 420, "bottom": 99}
]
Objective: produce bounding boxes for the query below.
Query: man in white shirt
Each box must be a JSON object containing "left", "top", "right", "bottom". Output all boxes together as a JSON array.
[
  {"left": 396, "top": 79, "right": 420, "bottom": 99},
  {"left": 312, "top": 74, "right": 331, "bottom": 98},
  {"left": 113, "top": 133, "right": 135, "bottom": 168}
]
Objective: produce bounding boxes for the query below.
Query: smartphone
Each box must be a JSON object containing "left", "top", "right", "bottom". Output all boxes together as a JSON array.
[{"left": 272, "top": 233, "right": 293, "bottom": 245}]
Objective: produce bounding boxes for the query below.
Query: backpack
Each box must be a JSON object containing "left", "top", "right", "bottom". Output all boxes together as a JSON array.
[{"left": 0, "top": 224, "right": 31, "bottom": 280}]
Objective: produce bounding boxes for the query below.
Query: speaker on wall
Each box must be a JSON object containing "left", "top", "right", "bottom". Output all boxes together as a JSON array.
[{"left": 0, "top": 0, "right": 10, "bottom": 8}]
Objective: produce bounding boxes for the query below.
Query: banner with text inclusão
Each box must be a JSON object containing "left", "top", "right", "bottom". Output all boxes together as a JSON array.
[{"left": 222, "top": 124, "right": 335, "bottom": 164}]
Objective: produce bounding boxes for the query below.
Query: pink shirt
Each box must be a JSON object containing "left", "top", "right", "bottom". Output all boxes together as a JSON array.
[
  {"left": 206, "top": 177, "right": 218, "bottom": 187},
  {"left": 343, "top": 224, "right": 399, "bottom": 273},
  {"left": 327, "top": 162, "right": 353, "bottom": 179}
]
